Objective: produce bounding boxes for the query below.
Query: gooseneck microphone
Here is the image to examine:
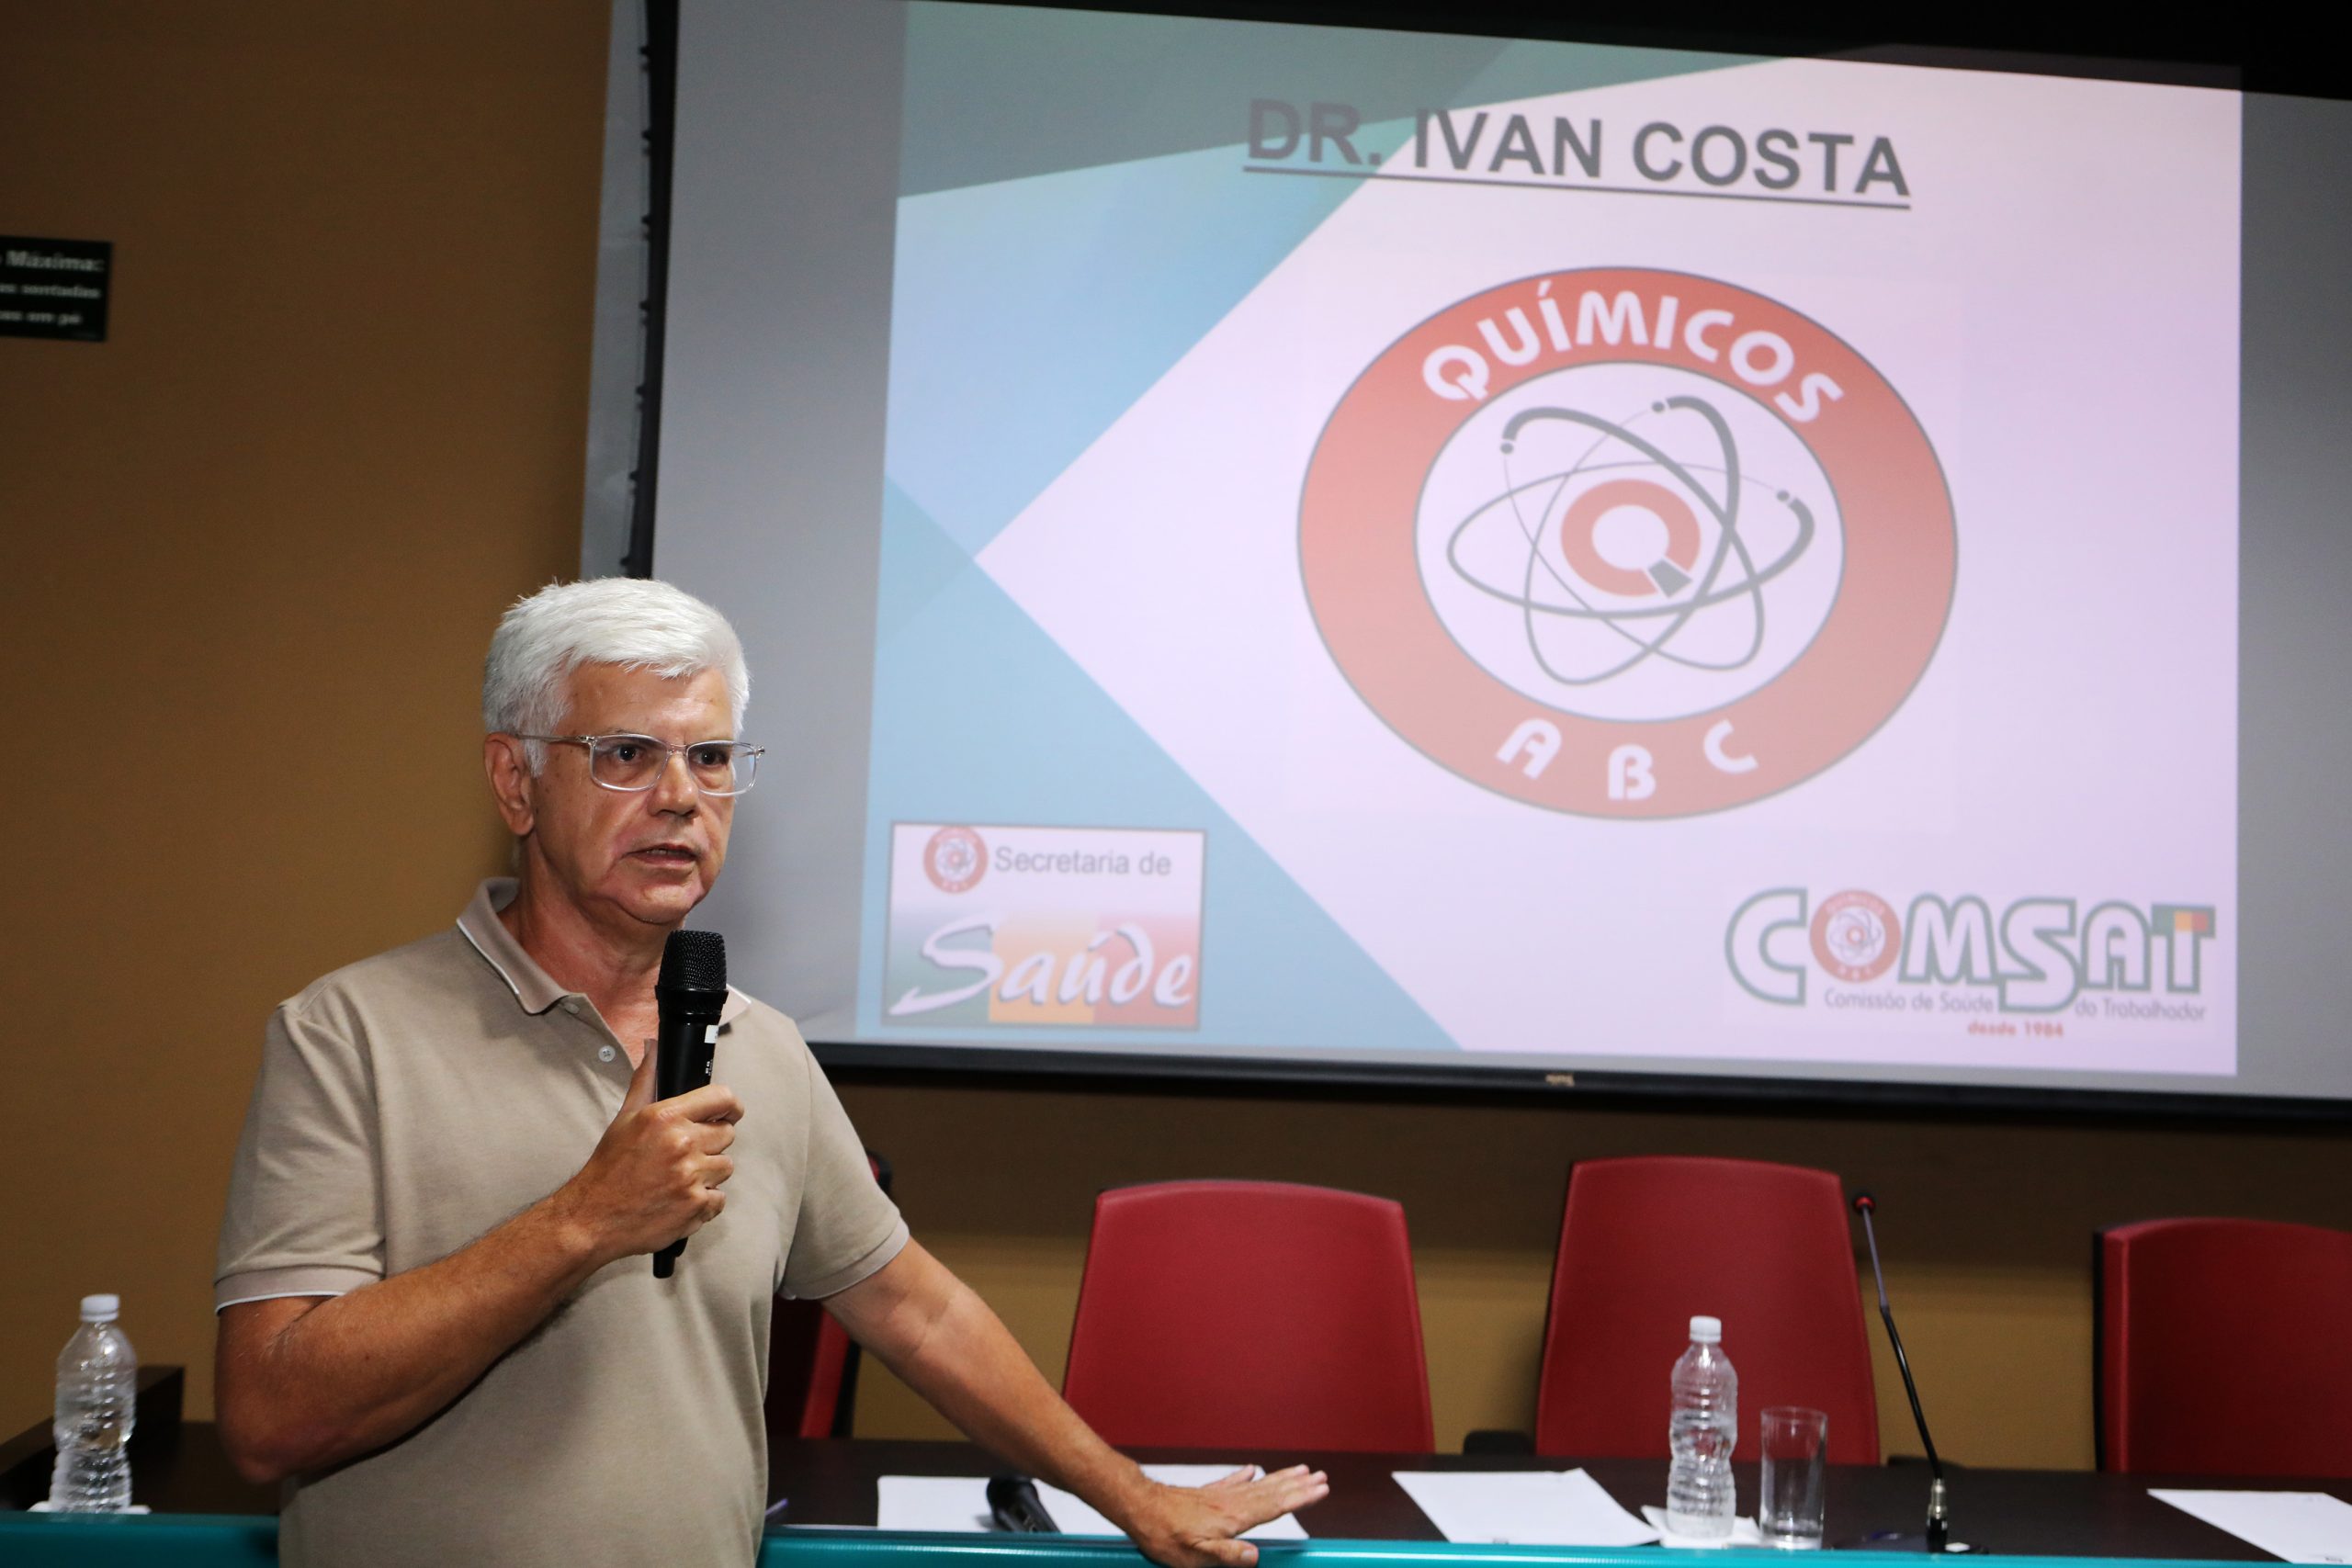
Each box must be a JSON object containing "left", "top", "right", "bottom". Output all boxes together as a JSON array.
[
  {"left": 1852, "top": 1192, "right": 1968, "bottom": 1554},
  {"left": 652, "top": 929, "right": 727, "bottom": 1279},
  {"left": 986, "top": 1477, "right": 1060, "bottom": 1533}
]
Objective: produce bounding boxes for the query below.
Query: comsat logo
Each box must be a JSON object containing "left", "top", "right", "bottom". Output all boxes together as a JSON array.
[
  {"left": 1726, "top": 888, "right": 2220, "bottom": 1018},
  {"left": 1300, "top": 268, "right": 1953, "bottom": 818}
]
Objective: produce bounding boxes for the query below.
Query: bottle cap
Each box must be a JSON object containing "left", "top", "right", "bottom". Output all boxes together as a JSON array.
[
  {"left": 1689, "top": 1314, "right": 1722, "bottom": 1343},
  {"left": 79, "top": 1294, "right": 119, "bottom": 1324}
]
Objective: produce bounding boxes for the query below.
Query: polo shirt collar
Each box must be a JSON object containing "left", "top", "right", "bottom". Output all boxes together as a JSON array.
[{"left": 456, "top": 878, "right": 749, "bottom": 1024}]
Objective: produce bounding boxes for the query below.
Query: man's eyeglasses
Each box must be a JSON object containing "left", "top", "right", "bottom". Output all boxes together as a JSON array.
[{"left": 516, "top": 734, "right": 764, "bottom": 796}]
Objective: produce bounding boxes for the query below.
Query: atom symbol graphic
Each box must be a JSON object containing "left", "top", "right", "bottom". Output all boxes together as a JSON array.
[{"left": 1442, "top": 392, "right": 1822, "bottom": 693}]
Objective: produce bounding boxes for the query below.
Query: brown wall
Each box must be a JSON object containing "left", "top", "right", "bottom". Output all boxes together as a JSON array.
[
  {"left": 3, "top": 0, "right": 2346, "bottom": 1475},
  {"left": 0, "top": 0, "right": 608, "bottom": 1435}
]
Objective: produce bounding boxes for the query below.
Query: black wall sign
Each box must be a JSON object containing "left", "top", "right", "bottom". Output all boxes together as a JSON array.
[{"left": 0, "top": 236, "right": 112, "bottom": 342}]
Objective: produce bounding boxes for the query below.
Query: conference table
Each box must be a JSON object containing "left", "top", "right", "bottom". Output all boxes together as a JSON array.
[{"left": 4, "top": 1390, "right": 2343, "bottom": 1568}]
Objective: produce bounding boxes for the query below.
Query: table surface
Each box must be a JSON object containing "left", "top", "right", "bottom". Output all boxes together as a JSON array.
[
  {"left": 7, "top": 1424, "right": 2346, "bottom": 1565},
  {"left": 766, "top": 1437, "right": 2346, "bottom": 1561},
  {"left": 5, "top": 1419, "right": 2352, "bottom": 1568}
]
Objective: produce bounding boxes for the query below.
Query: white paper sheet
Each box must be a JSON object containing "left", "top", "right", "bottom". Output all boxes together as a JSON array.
[
  {"left": 1638, "top": 1504, "right": 1768, "bottom": 1550},
  {"left": 876, "top": 1475, "right": 995, "bottom": 1533},
  {"left": 2151, "top": 1490, "right": 2352, "bottom": 1563},
  {"left": 1391, "top": 1468, "right": 1659, "bottom": 1547},
  {"left": 876, "top": 1466, "right": 1306, "bottom": 1540}
]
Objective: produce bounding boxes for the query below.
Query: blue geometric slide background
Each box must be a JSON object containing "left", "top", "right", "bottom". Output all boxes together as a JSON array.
[
  {"left": 857, "top": 483, "right": 1455, "bottom": 1050},
  {"left": 862, "top": 5, "right": 1746, "bottom": 1049}
]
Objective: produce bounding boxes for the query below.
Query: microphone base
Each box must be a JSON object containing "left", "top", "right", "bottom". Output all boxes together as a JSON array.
[{"left": 1838, "top": 1531, "right": 1980, "bottom": 1555}]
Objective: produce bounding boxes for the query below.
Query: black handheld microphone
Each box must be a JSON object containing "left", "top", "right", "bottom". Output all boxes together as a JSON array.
[
  {"left": 651, "top": 929, "right": 727, "bottom": 1279},
  {"left": 987, "top": 1477, "right": 1060, "bottom": 1534},
  {"left": 1852, "top": 1192, "right": 1970, "bottom": 1554}
]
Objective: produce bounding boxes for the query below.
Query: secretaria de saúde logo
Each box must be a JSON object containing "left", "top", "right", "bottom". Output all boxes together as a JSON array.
[
  {"left": 923, "top": 826, "right": 988, "bottom": 894},
  {"left": 1299, "top": 268, "right": 1954, "bottom": 818}
]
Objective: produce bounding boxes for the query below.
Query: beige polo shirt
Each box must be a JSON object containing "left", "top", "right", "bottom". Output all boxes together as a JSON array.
[{"left": 216, "top": 879, "right": 908, "bottom": 1568}]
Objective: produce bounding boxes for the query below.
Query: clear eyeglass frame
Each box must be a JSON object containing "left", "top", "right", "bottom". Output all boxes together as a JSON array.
[{"left": 515, "top": 733, "right": 764, "bottom": 796}]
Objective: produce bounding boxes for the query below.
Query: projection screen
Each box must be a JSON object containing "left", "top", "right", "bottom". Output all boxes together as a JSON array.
[{"left": 629, "top": 0, "right": 2352, "bottom": 1109}]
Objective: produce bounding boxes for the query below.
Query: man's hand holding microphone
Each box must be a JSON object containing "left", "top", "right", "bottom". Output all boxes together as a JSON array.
[{"left": 551, "top": 1041, "right": 742, "bottom": 1268}]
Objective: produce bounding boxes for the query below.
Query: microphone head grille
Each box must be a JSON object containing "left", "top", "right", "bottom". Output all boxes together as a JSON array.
[{"left": 660, "top": 929, "right": 728, "bottom": 993}]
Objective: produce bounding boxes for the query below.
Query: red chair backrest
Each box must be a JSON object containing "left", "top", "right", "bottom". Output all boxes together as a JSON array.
[
  {"left": 1062, "top": 1179, "right": 1434, "bottom": 1451},
  {"left": 2098, "top": 1217, "right": 2352, "bottom": 1475},
  {"left": 767, "top": 1298, "right": 854, "bottom": 1440},
  {"left": 1534, "top": 1156, "right": 1880, "bottom": 1463}
]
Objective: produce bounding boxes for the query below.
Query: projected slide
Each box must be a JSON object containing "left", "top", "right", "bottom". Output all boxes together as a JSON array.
[{"left": 842, "top": 6, "right": 2240, "bottom": 1076}]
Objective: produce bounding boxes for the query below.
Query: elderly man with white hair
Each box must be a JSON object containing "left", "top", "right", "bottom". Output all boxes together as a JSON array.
[{"left": 213, "top": 579, "right": 1327, "bottom": 1568}]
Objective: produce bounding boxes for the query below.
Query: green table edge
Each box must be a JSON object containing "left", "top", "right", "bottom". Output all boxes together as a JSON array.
[
  {"left": 762, "top": 1534, "right": 2260, "bottom": 1568},
  {"left": 0, "top": 1515, "right": 2269, "bottom": 1568}
]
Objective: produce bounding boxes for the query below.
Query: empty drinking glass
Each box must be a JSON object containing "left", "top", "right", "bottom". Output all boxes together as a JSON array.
[{"left": 1758, "top": 1406, "right": 1828, "bottom": 1549}]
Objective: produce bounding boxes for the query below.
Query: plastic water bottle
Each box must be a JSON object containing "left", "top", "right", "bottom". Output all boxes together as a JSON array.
[
  {"left": 49, "top": 1293, "right": 137, "bottom": 1512},
  {"left": 1666, "top": 1314, "right": 1737, "bottom": 1539}
]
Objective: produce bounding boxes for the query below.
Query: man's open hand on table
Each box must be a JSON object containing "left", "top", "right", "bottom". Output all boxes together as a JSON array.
[{"left": 1118, "top": 1463, "right": 1331, "bottom": 1568}]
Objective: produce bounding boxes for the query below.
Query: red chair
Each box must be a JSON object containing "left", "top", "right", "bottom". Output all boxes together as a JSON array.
[
  {"left": 1061, "top": 1179, "right": 1434, "bottom": 1451},
  {"left": 2098, "top": 1217, "right": 2352, "bottom": 1475},
  {"left": 1533, "top": 1156, "right": 1880, "bottom": 1463},
  {"left": 765, "top": 1294, "right": 859, "bottom": 1440},
  {"left": 765, "top": 1153, "right": 892, "bottom": 1442}
]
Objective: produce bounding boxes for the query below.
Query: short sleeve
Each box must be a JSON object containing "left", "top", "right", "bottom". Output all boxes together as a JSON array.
[
  {"left": 779, "top": 1044, "right": 909, "bottom": 1300},
  {"left": 214, "top": 994, "right": 387, "bottom": 1310}
]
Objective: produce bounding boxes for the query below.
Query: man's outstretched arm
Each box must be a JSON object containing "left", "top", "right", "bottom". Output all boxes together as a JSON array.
[{"left": 825, "top": 1240, "right": 1329, "bottom": 1568}]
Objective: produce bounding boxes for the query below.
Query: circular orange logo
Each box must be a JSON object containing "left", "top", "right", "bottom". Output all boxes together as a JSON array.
[
  {"left": 923, "top": 826, "right": 988, "bottom": 894},
  {"left": 1300, "top": 268, "right": 1953, "bottom": 818},
  {"left": 1811, "top": 890, "right": 1902, "bottom": 983}
]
